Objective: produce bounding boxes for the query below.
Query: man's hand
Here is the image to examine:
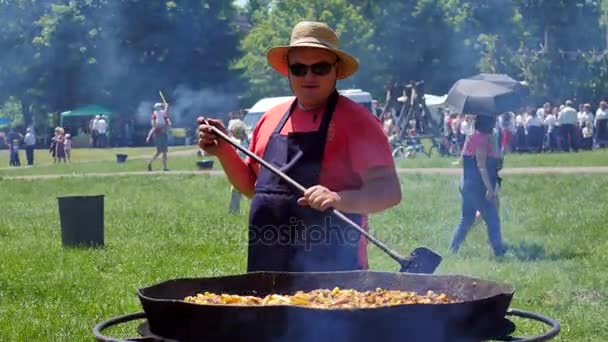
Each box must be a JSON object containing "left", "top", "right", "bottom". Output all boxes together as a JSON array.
[
  {"left": 197, "top": 117, "right": 229, "bottom": 156},
  {"left": 297, "top": 185, "right": 341, "bottom": 211}
]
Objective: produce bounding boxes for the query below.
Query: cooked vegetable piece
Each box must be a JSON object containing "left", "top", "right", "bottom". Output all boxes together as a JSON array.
[{"left": 184, "top": 288, "right": 456, "bottom": 308}]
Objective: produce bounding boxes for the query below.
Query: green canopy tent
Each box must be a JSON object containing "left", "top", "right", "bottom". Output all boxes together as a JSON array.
[
  {"left": 60, "top": 105, "right": 114, "bottom": 127},
  {"left": 59, "top": 105, "right": 115, "bottom": 147}
]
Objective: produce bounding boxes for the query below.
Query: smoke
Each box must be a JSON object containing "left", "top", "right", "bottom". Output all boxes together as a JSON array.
[
  {"left": 135, "top": 101, "right": 154, "bottom": 125},
  {"left": 170, "top": 85, "right": 239, "bottom": 126},
  {"left": 134, "top": 85, "right": 239, "bottom": 128}
]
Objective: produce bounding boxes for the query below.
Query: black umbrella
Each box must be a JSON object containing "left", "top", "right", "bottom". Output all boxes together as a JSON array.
[
  {"left": 446, "top": 79, "right": 524, "bottom": 116},
  {"left": 468, "top": 73, "right": 529, "bottom": 97}
]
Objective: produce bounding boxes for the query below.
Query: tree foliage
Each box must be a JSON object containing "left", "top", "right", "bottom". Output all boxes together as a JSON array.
[
  {"left": 233, "top": 0, "right": 379, "bottom": 103},
  {"left": 0, "top": 0, "right": 241, "bottom": 130},
  {"left": 2, "top": 0, "right": 608, "bottom": 132}
]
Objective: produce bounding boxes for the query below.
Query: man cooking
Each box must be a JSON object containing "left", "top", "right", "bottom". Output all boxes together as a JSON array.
[{"left": 198, "top": 21, "right": 401, "bottom": 272}]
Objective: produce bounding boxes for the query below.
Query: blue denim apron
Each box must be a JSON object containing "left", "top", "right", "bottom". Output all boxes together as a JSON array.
[
  {"left": 461, "top": 155, "right": 499, "bottom": 193},
  {"left": 247, "top": 90, "right": 362, "bottom": 272}
]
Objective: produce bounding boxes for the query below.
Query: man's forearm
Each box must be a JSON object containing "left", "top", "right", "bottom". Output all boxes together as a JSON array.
[
  {"left": 217, "top": 146, "right": 256, "bottom": 198},
  {"left": 336, "top": 177, "right": 402, "bottom": 214}
]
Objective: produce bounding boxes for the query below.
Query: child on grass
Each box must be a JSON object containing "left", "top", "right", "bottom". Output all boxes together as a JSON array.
[
  {"left": 54, "top": 127, "right": 67, "bottom": 163},
  {"left": 9, "top": 139, "right": 21, "bottom": 167},
  {"left": 64, "top": 133, "right": 72, "bottom": 162}
]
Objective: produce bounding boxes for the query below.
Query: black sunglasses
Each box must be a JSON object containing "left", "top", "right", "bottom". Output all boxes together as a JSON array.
[{"left": 288, "top": 62, "right": 336, "bottom": 77}]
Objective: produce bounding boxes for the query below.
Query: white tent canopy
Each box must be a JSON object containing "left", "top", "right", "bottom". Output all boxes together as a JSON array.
[{"left": 397, "top": 94, "right": 447, "bottom": 107}]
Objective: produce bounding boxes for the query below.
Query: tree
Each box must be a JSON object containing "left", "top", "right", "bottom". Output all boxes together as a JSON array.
[
  {"left": 0, "top": 0, "right": 243, "bottom": 131},
  {"left": 0, "top": 0, "right": 51, "bottom": 127},
  {"left": 233, "top": 0, "right": 380, "bottom": 105}
]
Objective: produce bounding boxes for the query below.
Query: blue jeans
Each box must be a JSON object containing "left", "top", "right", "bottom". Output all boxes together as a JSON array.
[{"left": 450, "top": 182, "right": 505, "bottom": 256}]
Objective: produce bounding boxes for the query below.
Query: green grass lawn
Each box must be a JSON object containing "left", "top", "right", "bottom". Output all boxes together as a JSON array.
[
  {"left": 0, "top": 145, "right": 194, "bottom": 167},
  {"left": 0, "top": 147, "right": 214, "bottom": 177},
  {"left": 0, "top": 155, "right": 220, "bottom": 177},
  {"left": 0, "top": 174, "right": 606, "bottom": 340},
  {"left": 2, "top": 145, "right": 608, "bottom": 179},
  {"left": 395, "top": 139, "right": 608, "bottom": 168}
]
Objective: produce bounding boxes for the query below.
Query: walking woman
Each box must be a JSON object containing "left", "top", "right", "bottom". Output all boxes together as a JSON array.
[{"left": 449, "top": 115, "right": 508, "bottom": 256}]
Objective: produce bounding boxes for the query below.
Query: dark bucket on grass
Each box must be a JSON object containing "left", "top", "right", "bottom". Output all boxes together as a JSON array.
[
  {"left": 57, "top": 195, "right": 104, "bottom": 247},
  {"left": 196, "top": 160, "right": 214, "bottom": 170},
  {"left": 116, "top": 154, "right": 128, "bottom": 163}
]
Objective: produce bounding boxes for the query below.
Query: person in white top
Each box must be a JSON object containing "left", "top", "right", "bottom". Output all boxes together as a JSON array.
[
  {"left": 543, "top": 108, "right": 558, "bottom": 151},
  {"left": 23, "top": 127, "right": 36, "bottom": 165},
  {"left": 596, "top": 101, "right": 608, "bottom": 146},
  {"left": 90, "top": 115, "right": 100, "bottom": 147},
  {"left": 580, "top": 121, "right": 593, "bottom": 150},
  {"left": 525, "top": 111, "right": 542, "bottom": 128},
  {"left": 460, "top": 115, "right": 474, "bottom": 136},
  {"left": 515, "top": 113, "right": 524, "bottom": 127},
  {"left": 451, "top": 113, "right": 462, "bottom": 136},
  {"left": 64, "top": 133, "right": 72, "bottom": 162},
  {"left": 577, "top": 103, "right": 594, "bottom": 128},
  {"left": 558, "top": 101, "right": 578, "bottom": 125},
  {"left": 558, "top": 100, "right": 578, "bottom": 152},
  {"left": 382, "top": 111, "right": 395, "bottom": 136},
  {"left": 536, "top": 102, "right": 550, "bottom": 121},
  {"left": 514, "top": 112, "right": 526, "bottom": 151},
  {"left": 525, "top": 111, "right": 543, "bottom": 151},
  {"left": 576, "top": 103, "right": 584, "bottom": 122},
  {"left": 95, "top": 115, "right": 108, "bottom": 148},
  {"left": 442, "top": 110, "right": 451, "bottom": 137}
]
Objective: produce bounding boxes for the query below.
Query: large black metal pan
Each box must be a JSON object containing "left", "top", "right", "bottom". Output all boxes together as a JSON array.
[{"left": 93, "top": 271, "right": 557, "bottom": 342}]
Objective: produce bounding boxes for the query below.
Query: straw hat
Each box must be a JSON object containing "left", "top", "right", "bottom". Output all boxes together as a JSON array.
[{"left": 266, "top": 21, "right": 359, "bottom": 80}]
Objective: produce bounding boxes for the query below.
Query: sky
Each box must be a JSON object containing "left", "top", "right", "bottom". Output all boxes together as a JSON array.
[{"left": 234, "top": 0, "right": 248, "bottom": 7}]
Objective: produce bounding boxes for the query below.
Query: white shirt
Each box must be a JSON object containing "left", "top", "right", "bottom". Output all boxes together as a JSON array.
[
  {"left": 526, "top": 116, "right": 542, "bottom": 127},
  {"left": 515, "top": 114, "right": 524, "bottom": 127},
  {"left": 544, "top": 114, "right": 558, "bottom": 133},
  {"left": 442, "top": 115, "right": 450, "bottom": 136},
  {"left": 91, "top": 118, "right": 99, "bottom": 132},
  {"left": 596, "top": 108, "right": 608, "bottom": 121},
  {"left": 536, "top": 107, "right": 545, "bottom": 121},
  {"left": 558, "top": 106, "right": 578, "bottom": 125},
  {"left": 578, "top": 111, "right": 594, "bottom": 127},
  {"left": 460, "top": 120, "right": 473, "bottom": 136},
  {"left": 24, "top": 132, "right": 36, "bottom": 146},
  {"left": 96, "top": 119, "right": 108, "bottom": 134},
  {"left": 499, "top": 114, "right": 516, "bottom": 133},
  {"left": 451, "top": 118, "right": 461, "bottom": 134}
]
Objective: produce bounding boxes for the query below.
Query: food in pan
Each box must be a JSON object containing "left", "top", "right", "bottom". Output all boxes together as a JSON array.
[{"left": 184, "top": 287, "right": 456, "bottom": 309}]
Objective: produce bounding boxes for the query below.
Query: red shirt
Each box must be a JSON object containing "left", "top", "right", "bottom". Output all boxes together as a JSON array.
[
  {"left": 246, "top": 96, "right": 394, "bottom": 191},
  {"left": 462, "top": 131, "right": 496, "bottom": 158},
  {"left": 246, "top": 96, "right": 395, "bottom": 269}
]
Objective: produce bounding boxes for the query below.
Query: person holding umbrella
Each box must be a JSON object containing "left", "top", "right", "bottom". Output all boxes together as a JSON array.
[
  {"left": 197, "top": 21, "right": 400, "bottom": 272},
  {"left": 448, "top": 114, "right": 507, "bottom": 256},
  {"left": 445, "top": 79, "right": 518, "bottom": 256}
]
